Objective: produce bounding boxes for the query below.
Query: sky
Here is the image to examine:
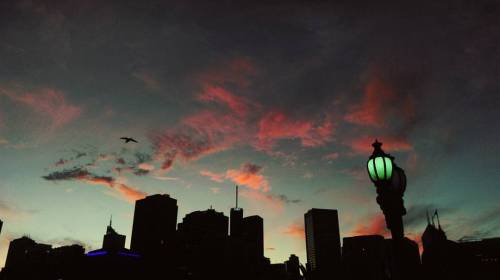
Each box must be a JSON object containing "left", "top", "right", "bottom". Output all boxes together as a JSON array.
[{"left": 1, "top": 0, "right": 500, "bottom": 268}]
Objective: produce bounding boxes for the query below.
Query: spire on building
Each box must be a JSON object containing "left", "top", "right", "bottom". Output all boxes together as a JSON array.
[{"left": 236, "top": 185, "right": 239, "bottom": 209}]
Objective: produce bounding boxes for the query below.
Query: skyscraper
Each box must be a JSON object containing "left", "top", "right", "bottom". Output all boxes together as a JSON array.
[
  {"left": 242, "top": 215, "right": 264, "bottom": 260},
  {"left": 130, "top": 194, "right": 178, "bottom": 256},
  {"left": 304, "top": 208, "right": 341, "bottom": 280},
  {"left": 230, "top": 186, "right": 244, "bottom": 237}
]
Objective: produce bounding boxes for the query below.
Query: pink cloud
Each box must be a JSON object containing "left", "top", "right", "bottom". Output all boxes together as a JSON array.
[
  {"left": 256, "top": 111, "right": 334, "bottom": 151},
  {"left": 1, "top": 86, "right": 82, "bottom": 130},
  {"left": 197, "top": 85, "right": 252, "bottom": 116},
  {"left": 225, "top": 163, "right": 270, "bottom": 192},
  {"left": 344, "top": 73, "right": 415, "bottom": 128}
]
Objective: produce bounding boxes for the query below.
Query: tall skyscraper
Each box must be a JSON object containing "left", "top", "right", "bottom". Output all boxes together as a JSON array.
[
  {"left": 130, "top": 194, "right": 178, "bottom": 255},
  {"left": 230, "top": 186, "right": 243, "bottom": 237},
  {"left": 242, "top": 215, "right": 264, "bottom": 260},
  {"left": 304, "top": 208, "right": 341, "bottom": 280}
]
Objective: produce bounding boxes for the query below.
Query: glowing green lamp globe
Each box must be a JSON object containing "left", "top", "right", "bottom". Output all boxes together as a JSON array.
[
  {"left": 367, "top": 140, "right": 394, "bottom": 183},
  {"left": 367, "top": 156, "right": 393, "bottom": 181}
]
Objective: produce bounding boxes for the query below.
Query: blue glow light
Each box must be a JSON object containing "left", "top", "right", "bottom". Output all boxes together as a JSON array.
[
  {"left": 118, "top": 251, "right": 141, "bottom": 258},
  {"left": 87, "top": 250, "right": 108, "bottom": 256}
]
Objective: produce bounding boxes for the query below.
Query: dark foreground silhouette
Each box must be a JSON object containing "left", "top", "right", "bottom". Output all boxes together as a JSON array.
[{"left": 0, "top": 193, "right": 499, "bottom": 280}]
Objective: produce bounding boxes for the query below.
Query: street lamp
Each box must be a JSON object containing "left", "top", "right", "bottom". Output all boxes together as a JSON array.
[{"left": 367, "top": 140, "right": 407, "bottom": 240}]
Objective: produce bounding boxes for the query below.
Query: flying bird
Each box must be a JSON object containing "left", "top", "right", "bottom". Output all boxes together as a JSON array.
[{"left": 120, "top": 137, "right": 138, "bottom": 143}]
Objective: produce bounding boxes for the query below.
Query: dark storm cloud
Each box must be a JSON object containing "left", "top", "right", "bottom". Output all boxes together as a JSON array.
[
  {"left": 42, "top": 166, "right": 146, "bottom": 202},
  {"left": 42, "top": 166, "right": 91, "bottom": 181}
]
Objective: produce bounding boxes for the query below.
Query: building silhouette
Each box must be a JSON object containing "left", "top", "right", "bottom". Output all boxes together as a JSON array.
[
  {"left": 102, "top": 216, "right": 126, "bottom": 252},
  {"left": 3, "top": 236, "right": 52, "bottom": 279},
  {"left": 130, "top": 194, "right": 178, "bottom": 257},
  {"left": 178, "top": 207, "right": 229, "bottom": 279},
  {"left": 421, "top": 210, "right": 470, "bottom": 280},
  {"left": 342, "top": 235, "right": 388, "bottom": 280},
  {"left": 230, "top": 186, "right": 244, "bottom": 238},
  {"left": 0, "top": 219, "right": 2, "bottom": 237},
  {"left": 242, "top": 215, "right": 264, "bottom": 260},
  {"left": 304, "top": 208, "right": 341, "bottom": 280},
  {"left": 458, "top": 237, "right": 500, "bottom": 279},
  {"left": 285, "top": 254, "right": 302, "bottom": 280},
  {"left": 3, "top": 194, "right": 500, "bottom": 280}
]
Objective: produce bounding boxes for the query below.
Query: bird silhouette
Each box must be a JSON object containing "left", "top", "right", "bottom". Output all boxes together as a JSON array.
[{"left": 120, "top": 137, "right": 138, "bottom": 143}]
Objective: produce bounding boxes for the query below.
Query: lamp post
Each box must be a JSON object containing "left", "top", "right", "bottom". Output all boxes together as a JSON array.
[{"left": 367, "top": 140, "right": 407, "bottom": 240}]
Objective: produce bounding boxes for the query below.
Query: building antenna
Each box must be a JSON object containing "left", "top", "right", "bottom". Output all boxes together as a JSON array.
[
  {"left": 436, "top": 209, "right": 442, "bottom": 230},
  {"left": 426, "top": 209, "right": 430, "bottom": 225},
  {"left": 109, "top": 214, "right": 112, "bottom": 227},
  {"left": 236, "top": 185, "right": 239, "bottom": 208}
]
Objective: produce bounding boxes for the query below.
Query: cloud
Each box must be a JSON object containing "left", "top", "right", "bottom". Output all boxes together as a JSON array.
[
  {"left": 54, "top": 158, "right": 67, "bottom": 167},
  {"left": 1, "top": 86, "right": 82, "bottom": 130},
  {"left": 284, "top": 222, "right": 305, "bottom": 239},
  {"left": 0, "top": 199, "right": 36, "bottom": 222},
  {"left": 225, "top": 163, "right": 270, "bottom": 192},
  {"left": 344, "top": 67, "right": 415, "bottom": 128},
  {"left": 255, "top": 111, "right": 334, "bottom": 151},
  {"left": 209, "top": 187, "right": 220, "bottom": 194},
  {"left": 346, "top": 136, "right": 413, "bottom": 155},
  {"left": 239, "top": 189, "right": 300, "bottom": 212},
  {"left": 323, "top": 152, "right": 339, "bottom": 161},
  {"left": 351, "top": 213, "right": 389, "bottom": 237},
  {"left": 197, "top": 85, "right": 253, "bottom": 116},
  {"left": 200, "top": 170, "right": 225, "bottom": 183},
  {"left": 42, "top": 167, "right": 146, "bottom": 203},
  {"left": 132, "top": 70, "right": 161, "bottom": 90}
]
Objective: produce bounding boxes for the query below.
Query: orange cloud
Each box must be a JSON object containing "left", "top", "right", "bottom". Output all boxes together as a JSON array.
[
  {"left": 225, "top": 163, "right": 270, "bottom": 192},
  {"left": 284, "top": 222, "right": 305, "bottom": 239},
  {"left": 200, "top": 170, "right": 225, "bottom": 183},
  {"left": 43, "top": 168, "right": 146, "bottom": 203},
  {"left": 351, "top": 213, "right": 389, "bottom": 237},
  {"left": 115, "top": 183, "right": 147, "bottom": 202}
]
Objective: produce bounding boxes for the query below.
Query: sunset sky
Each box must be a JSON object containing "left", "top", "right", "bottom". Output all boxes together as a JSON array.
[{"left": 1, "top": 0, "right": 500, "bottom": 267}]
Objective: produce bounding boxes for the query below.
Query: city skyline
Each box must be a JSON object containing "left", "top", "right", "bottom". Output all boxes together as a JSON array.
[{"left": 1, "top": 0, "right": 500, "bottom": 269}]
